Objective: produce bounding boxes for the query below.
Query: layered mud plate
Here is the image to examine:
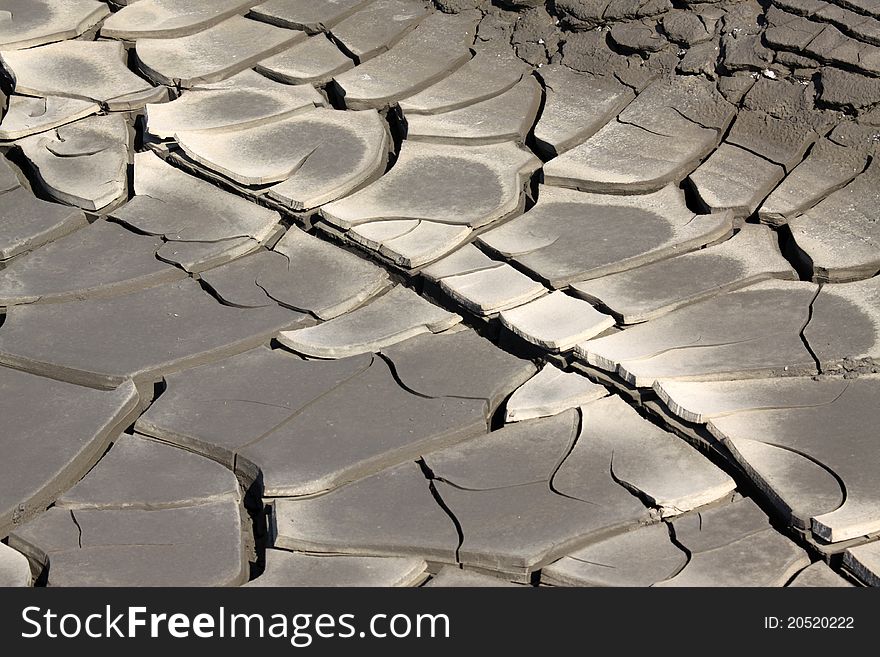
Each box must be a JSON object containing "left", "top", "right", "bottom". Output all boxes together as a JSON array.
[{"left": 0, "top": 0, "right": 877, "bottom": 588}]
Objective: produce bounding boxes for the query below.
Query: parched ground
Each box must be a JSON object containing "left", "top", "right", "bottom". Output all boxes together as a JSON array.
[{"left": 0, "top": 0, "right": 878, "bottom": 588}]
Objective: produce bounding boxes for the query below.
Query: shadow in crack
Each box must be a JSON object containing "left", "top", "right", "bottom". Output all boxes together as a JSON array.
[{"left": 242, "top": 470, "right": 269, "bottom": 582}]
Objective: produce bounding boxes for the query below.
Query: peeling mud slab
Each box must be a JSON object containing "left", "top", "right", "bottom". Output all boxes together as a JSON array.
[
  {"left": 174, "top": 107, "right": 390, "bottom": 211},
  {"left": 278, "top": 285, "right": 461, "bottom": 358},
  {"left": 499, "top": 291, "right": 615, "bottom": 352},
  {"left": 249, "top": 0, "right": 374, "bottom": 33},
  {"left": 146, "top": 70, "right": 325, "bottom": 138},
  {"left": 181, "top": 349, "right": 489, "bottom": 496},
  {"left": 0, "top": 367, "right": 139, "bottom": 537},
  {"left": 398, "top": 44, "right": 530, "bottom": 115},
  {"left": 10, "top": 501, "right": 247, "bottom": 587},
  {"left": 568, "top": 396, "right": 736, "bottom": 518},
  {"left": 439, "top": 263, "right": 547, "bottom": 317},
  {"left": 331, "top": 0, "right": 430, "bottom": 63},
  {"left": 656, "top": 374, "right": 880, "bottom": 543},
  {"left": 688, "top": 143, "right": 786, "bottom": 218},
  {"left": 101, "top": 0, "right": 263, "bottom": 40},
  {"left": 255, "top": 34, "right": 353, "bottom": 86},
  {"left": 758, "top": 138, "right": 867, "bottom": 225},
  {"left": 274, "top": 400, "right": 733, "bottom": 579},
  {"left": 0, "top": 40, "right": 167, "bottom": 110},
  {"left": 332, "top": 10, "right": 480, "bottom": 110},
  {"left": 0, "top": 158, "right": 18, "bottom": 194},
  {"left": 0, "top": 95, "right": 100, "bottom": 141},
  {"left": 17, "top": 114, "right": 131, "bottom": 212},
  {"left": 380, "top": 327, "right": 536, "bottom": 411},
  {"left": 0, "top": 219, "right": 185, "bottom": 306},
  {"left": 541, "top": 523, "right": 687, "bottom": 587},
  {"left": 577, "top": 278, "right": 880, "bottom": 387},
  {"left": 346, "top": 220, "right": 474, "bottom": 270},
  {"left": 420, "top": 243, "right": 499, "bottom": 284},
  {"left": 155, "top": 238, "right": 266, "bottom": 274},
  {"left": 137, "top": 329, "right": 533, "bottom": 493},
  {"left": 136, "top": 347, "right": 375, "bottom": 474},
  {"left": 111, "top": 151, "right": 281, "bottom": 272},
  {"left": 788, "top": 157, "right": 880, "bottom": 283},
  {"left": 200, "top": 226, "right": 391, "bottom": 320},
  {"left": 655, "top": 497, "right": 811, "bottom": 587},
  {"left": 725, "top": 109, "right": 818, "bottom": 171},
  {"left": 504, "top": 365, "right": 608, "bottom": 423},
  {"left": 533, "top": 65, "right": 635, "bottom": 158},
  {"left": 320, "top": 140, "right": 540, "bottom": 268},
  {"left": 0, "top": 0, "right": 110, "bottom": 50},
  {"left": 404, "top": 76, "right": 542, "bottom": 145},
  {"left": 478, "top": 184, "right": 733, "bottom": 289},
  {"left": 0, "top": 184, "right": 88, "bottom": 263},
  {"left": 59, "top": 433, "right": 241, "bottom": 510},
  {"left": 543, "top": 76, "right": 735, "bottom": 193},
  {"left": 273, "top": 462, "right": 461, "bottom": 563},
  {"left": 9, "top": 433, "right": 247, "bottom": 586},
  {"left": 570, "top": 225, "right": 798, "bottom": 324},
  {"left": 135, "top": 16, "right": 303, "bottom": 88},
  {"left": 427, "top": 398, "right": 732, "bottom": 577},
  {"left": 321, "top": 140, "right": 540, "bottom": 230},
  {"left": 0, "top": 278, "right": 310, "bottom": 389}
]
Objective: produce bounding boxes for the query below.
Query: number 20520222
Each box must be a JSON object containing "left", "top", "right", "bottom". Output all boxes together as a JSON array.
[{"left": 764, "top": 617, "right": 854, "bottom": 629}]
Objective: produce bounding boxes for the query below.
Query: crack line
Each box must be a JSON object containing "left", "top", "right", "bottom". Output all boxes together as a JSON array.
[
  {"left": 417, "top": 459, "right": 464, "bottom": 564},
  {"left": 69, "top": 510, "right": 83, "bottom": 549},
  {"left": 799, "top": 283, "right": 824, "bottom": 373}
]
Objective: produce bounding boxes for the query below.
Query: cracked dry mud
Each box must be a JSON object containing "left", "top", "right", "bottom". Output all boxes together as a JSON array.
[{"left": 0, "top": 0, "right": 878, "bottom": 588}]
